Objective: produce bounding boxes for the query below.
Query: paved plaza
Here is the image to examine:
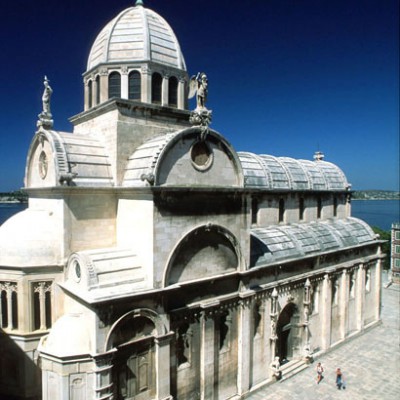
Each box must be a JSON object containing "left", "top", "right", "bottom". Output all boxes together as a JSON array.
[{"left": 247, "top": 272, "right": 400, "bottom": 400}]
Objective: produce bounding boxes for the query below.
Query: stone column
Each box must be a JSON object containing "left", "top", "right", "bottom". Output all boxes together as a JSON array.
[
  {"left": 356, "top": 264, "right": 365, "bottom": 331},
  {"left": 155, "top": 332, "right": 174, "bottom": 400},
  {"left": 178, "top": 78, "right": 186, "bottom": 110},
  {"left": 142, "top": 66, "right": 151, "bottom": 103},
  {"left": 162, "top": 75, "right": 169, "bottom": 107},
  {"left": 93, "top": 76, "right": 98, "bottom": 106},
  {"left": 321, "top": 274, "right": 332, "bottom": 350},
  {"left": 84, "top": 79, "right": 89, "bottom": 111},
  {"left": 340, "top": 270, "right": 349, "bottom": 340},
  {"left": 237, "top": 298, "right": 251, "bottom": 395},
  {"left": 200, "top": 309, "right": 215, "bottom": 400},
  {"left": 99, "top": 69, "right": 109, "bottom": 103},
  {"left": 6, "top": 284, "right": 14, "bottom": 330},
  {"left": 121, "top": 67, "right": 129, "bottom": 100}
]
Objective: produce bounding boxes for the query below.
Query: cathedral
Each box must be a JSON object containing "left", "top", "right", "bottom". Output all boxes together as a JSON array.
[{"left": 0, "top": 1, "right": 384, "bottom": 399}]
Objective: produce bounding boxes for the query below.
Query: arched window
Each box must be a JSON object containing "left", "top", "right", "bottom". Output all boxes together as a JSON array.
[
  {"left": 1, "top": 290, "right": 8, "bottom": 327},
  {"left": 32, "top": 281, "right": 52, "bottom": 330},
  {"left": 317, "top": 197, "right": 322, "bottom": 219},
  {"left": 333, "top": 197, "right": 338, "bottom": 217},
  {"left": 299, "top": 197, "right": 305, "bottom": 221},
  {"left": 88, "top": 80, "right": 93, "bottom": 108},
  {"left": 168, "top": 76, "right": 178, "bottom": 107},
  {"left": 0, "top": 282, "right": 18, "bottom": 330},
  {"left": 11, "top": 292, "right": 18, "bottom": 329},
  {"left": 108, "top": 72, "right": 121, "bottom": 99},
  {"left": 279, "top": 199, "right": 285, "bottom": 222},
  {"left": 96, "top": 75, "right": 101, "bottom": 105},
  {"left": 251, "top": 197, "right": 259, "bottom": 225},
  {"left": 129, "top": 71, "right": 141, "bottom": 100},
  {"left": 151, "top": 72, "right": 162, "bottom": 104}
]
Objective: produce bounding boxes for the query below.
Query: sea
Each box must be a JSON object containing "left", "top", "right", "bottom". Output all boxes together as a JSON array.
[{"left": 0, "top": 200, "right": 399, "bottom": 231}]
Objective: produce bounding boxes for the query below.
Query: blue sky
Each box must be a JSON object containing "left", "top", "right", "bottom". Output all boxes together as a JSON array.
[{"left": 0, "top": 0, "right": 398, "bottom": 192}]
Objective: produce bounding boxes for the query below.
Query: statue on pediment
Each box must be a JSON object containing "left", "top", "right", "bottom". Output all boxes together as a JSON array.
[{"left": 37, "top": 76, "right": 54, "bottom": 129}]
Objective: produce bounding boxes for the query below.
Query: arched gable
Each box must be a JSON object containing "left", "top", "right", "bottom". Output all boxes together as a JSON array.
[
  {"left": 164, "top": 224, "right": 241, "bottom": 287},
  {"left": 25, "top": 128, "right": 113, "bottom": 188},
  {"left": 123, "top": 127, "right": 244, "bottom": 188}
]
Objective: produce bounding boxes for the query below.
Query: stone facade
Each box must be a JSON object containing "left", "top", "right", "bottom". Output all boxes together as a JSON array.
[{"left": 0, "top": 2, "right": 384, "bottom": 400}]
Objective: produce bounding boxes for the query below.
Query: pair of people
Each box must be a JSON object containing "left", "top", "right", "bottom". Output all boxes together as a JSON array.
[{"left": 316, "top": 363, "right": 346, "bottom": 389}]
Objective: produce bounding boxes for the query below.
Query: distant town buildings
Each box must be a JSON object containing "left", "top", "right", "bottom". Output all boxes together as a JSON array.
[
  {"left": 0, "top": 1, "right": 385, "bottom": 399},
  {"left": 390, "top": 223, "right": 400, "bottom": 283}
]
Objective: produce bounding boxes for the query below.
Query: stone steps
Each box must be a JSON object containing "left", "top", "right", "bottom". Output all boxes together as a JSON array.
[{"left": 279, "top": 359, "right": 309, "bottom": 382}]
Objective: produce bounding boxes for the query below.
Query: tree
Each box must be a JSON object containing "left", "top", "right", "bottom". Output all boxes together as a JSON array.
[{"left": 372, "top": 226, "right": 391, "bottom": 270}]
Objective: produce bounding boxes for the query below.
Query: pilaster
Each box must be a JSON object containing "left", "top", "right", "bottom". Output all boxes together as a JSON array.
[
  {"left": 178, "top": 78, "right": 185, "bottom": 110},
  {"left": 339, "top": 270, "right": 348, "bottom": 340},
  {"left": 200, "top": 309, "right": 215, "bottom": 400},
  {"left": 356, "top": 263, "right": 365, "bottom": 331},
  {"left": 155, "top": 332, "right": 174, "bottom": 400},
  {"left": 375, "top": 258, "right": 382, "bottom": 321},
  {"left": 237, "top": 298, "right": 252, "bottom": 395},
  {"left": 142, "top": 66, "right": 152, "bottom": 103},
  {"left": 99, "top": 69, "right": 108, "bottom": 103},
  {"left": 121, "top": 67, "right": 129, "bottom": 99},
  {"left": 321, "top": 274, "right": 332, "bottom": 350},
  {"left": 162, "top": 75, "right": 169, "bottom": 106}
]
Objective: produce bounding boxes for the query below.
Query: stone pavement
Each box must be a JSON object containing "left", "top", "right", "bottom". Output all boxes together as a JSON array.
[{"left": 246, "top": 272, "right": 400, "bottom": 400}]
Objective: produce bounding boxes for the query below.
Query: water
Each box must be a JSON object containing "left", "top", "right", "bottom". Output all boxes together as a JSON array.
[
  {"left": 1, "top": 200, "right": 399, "bottom": 231},
  {"left": 352, "top": 200, "right": 400, "bottom": 231}
]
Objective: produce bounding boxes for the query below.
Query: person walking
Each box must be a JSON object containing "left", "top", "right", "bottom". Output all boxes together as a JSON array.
[
  {"left": 336, "top": 368, "right": 346, "bottom": 389},
  {"left": 316, "top": 362, "right": 324, "bottom": 384}
]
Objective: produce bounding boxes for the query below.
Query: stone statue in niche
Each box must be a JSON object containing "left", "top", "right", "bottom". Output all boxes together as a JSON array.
[
  {"left": 37, "top": 76, "right": 54, "bottom": 129},
  {"left": 188, "top": 72, "right": 212, "bottom": 139}
]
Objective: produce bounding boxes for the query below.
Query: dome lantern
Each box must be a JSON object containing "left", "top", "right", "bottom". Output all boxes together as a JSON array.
[{"left": 83, "top": 2, "right": 188, "bottom": 111}]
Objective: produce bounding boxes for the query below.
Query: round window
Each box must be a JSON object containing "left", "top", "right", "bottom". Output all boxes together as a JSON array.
[
  {"left": 191, "top": 141, "right": 213, "bottom": 171},
  {"left": 73, "top": 260, "right": 81, "bottom": 282},
  {"left": 38, "top": 151, "right": 48, "bottom": 179}
]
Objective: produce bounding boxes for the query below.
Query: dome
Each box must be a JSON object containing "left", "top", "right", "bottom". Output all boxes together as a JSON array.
[
  {"left": 87, "top": 1, "right": 186, "bottom": 72},
  {"left": 39, "top": 313, "right": 91, "bottom": 357},
  {"left": 0, "top": 209, "right": 63, "bottom": 267}
]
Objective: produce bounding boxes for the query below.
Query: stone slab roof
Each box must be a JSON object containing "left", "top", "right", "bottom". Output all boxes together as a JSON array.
[
  {"left": 250, "top": 217, "right": 376, "bottom": 267},
  {"left": 239, "top": 152, "right": 350, "bottom": 191}
]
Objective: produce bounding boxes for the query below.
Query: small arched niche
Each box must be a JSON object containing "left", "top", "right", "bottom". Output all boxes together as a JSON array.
[{"left": 165, "top": 225, "right": 239, "bottom": 286}]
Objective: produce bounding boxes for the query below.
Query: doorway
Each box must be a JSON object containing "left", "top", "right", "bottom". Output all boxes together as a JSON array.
[{"left": 276, "top": 303, "right": 298, "bottom": 363}]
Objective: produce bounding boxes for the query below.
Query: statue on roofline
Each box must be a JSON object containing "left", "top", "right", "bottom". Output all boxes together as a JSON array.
[
  {"left": 188, "top": 72, "right": 212, "bottom": 139},
  {"left": 189, "top": 72, "right": 208, "bottom": 110},
  {"left": 42, "top": 76, "right": 53, "bottom": 115},
  {"left": 37, "top": 76, "right": 54, "bottom": 129}
]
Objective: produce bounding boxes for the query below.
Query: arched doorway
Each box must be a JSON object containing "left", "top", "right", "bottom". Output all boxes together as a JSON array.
[
  {"left": 109, "top": 316, "right": 157, "bottom": 400},
  {"left": 276, "top": 303, "right": 299, "bottom": 363}
]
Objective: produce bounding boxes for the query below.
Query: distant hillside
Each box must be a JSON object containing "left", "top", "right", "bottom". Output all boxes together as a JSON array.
[
  {"left": 0, "top": 190, "right": 28, "bottom": 203},
  {"left": 352, "top": 190, "right": 400, "bottom": 200}
]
